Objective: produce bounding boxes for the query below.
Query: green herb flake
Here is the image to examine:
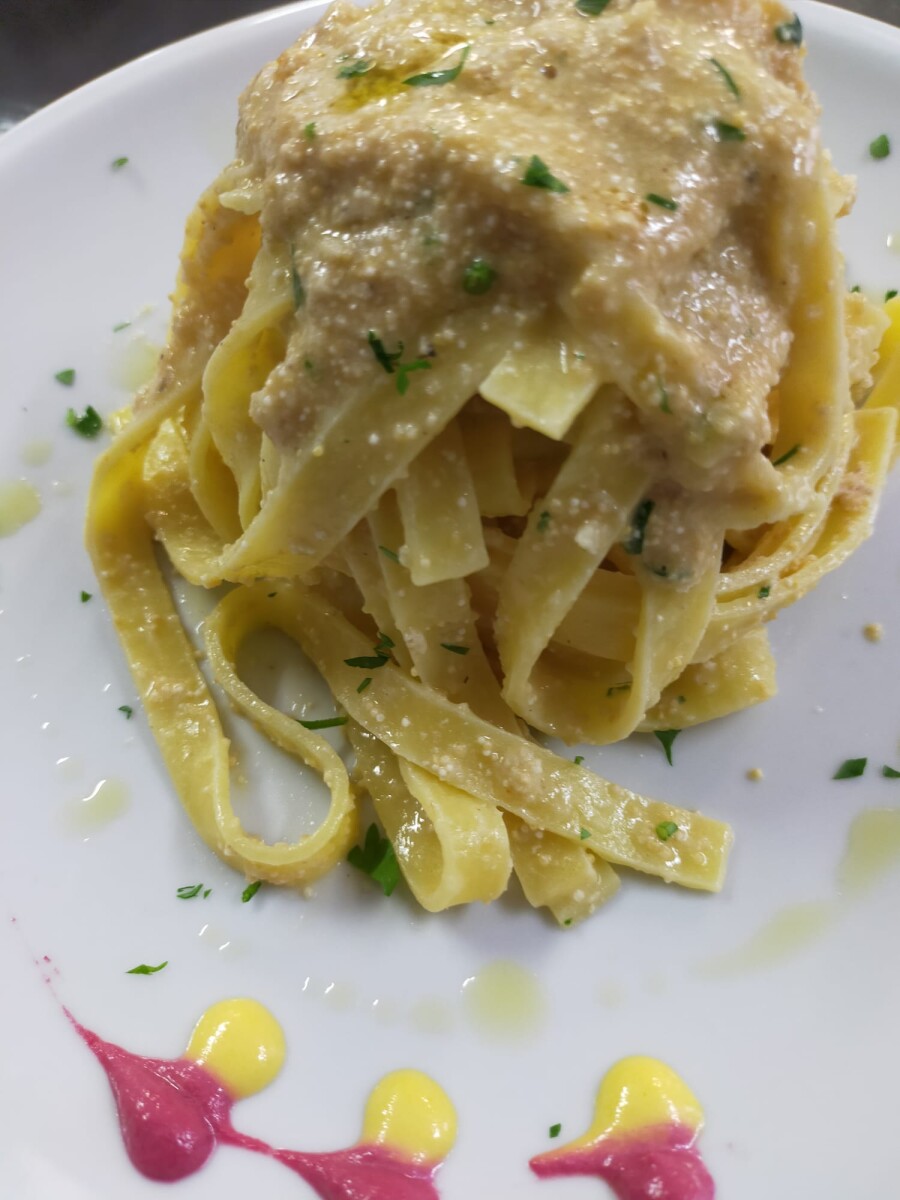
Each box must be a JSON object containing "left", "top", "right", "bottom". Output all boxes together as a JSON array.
[
  {"left": 657, "top": 376, "right": 672, "bottom": 413},
  {"left": 575, "top": 0, "right": 611, "bottom": 14},
  {"left": 337, "top": 59, "right": 373, "bottom": 79},
  {"left": 654, "top": 729, "right": 680, "bottom": 765},
  {"left": 521, "top": 155, "right": 570, "bottom": 193},
  {"left": 882, "top": 765, "right": 900, "bottom": 778},
  {"left": 622, "top": 498, "right": 654, "bottom": 555},
  {"left": 126, "top": 961, "right": 167, "bottom": 975},
  {"left": 833, "top": 757, "right": 867, "bottom": 780},
  {"left": 563, "top": 918, "right": 572, "bottom": 926},
  {"left": 378, "top": 544, "right": 401, "bottom": 563},
  {"left": 396, "top": 359, "right": 431, "bottom": 395},
  {"left": 574, "top": 755, "right": 584, "bottom": 765},
  {"left": 242, "top": 880, "right": 263, "bottom": 902},
  {"left": 118, "top": 705, "right": 133, "bottom": 719},
  {"left": 112, "top": 321, "right": 131, "bottom": 332},
  {"left": 758, "top": 585, "right": 771, "bottom": 599},
  {"left": 579, "top": 827, "right": 591, "bottom": 840},
  {"left": 463, "top": 258, "right": 496, "bottom": 295},
  {"left": 111, "top": 156, "right": 129, "bottom": 170},
  {"left": 656, "top": 820, "right": 679, "bottom": 842},
  {"left": 537, "top": 510, "right": 552, "bottom": 533},
  {"left": 347, "top": 823, "right": 400, "bottom": 896},
  {"left": 606, "top": 682, "right": 631, "bottom": 696},
  {"left": 772, "top": 443, "right": 800, "bottom": 467},
  {"left": 203, "top": 888, "right": 212, "bottom": 898},
  {"left": 549, "top": 1122, "right": 563, "bottom": 1137},
  {"left": 65, "top": 406, "right": 103, "bottom": 438},
  {"left": 304, "top": 121, "right": 317, "bottom": 139},
  {"left": 357, "top": 676, "right": 373, "bottom": 694},
  {"left": 344, "top": 653, "right": 390, "bottom": 670},
  {"left": 55, "top": 368, "right": 76, "bottom": 386},
  {"left": 289, "top": 243, "right": 305, "bottom": 309},
  {"left": 176, "top": 884, "right": 203, "bottom": 900},
  {"left": 774, "top": 13, "right": 803, "bottom": 44},
  {"left": 404, "top": 44, "right": 470, "bottom": 88},
  {"left": 645, "top": 193, "right": 679, "bottom": 211},
  {"left": 375, "top": 631, "right": 395, "bottom": 651},
  {"left": 869, "top": 134, "right": 891, "bottom": 161},
  {"left": 886, "top": 290, "right": 898, "bottom": 302},
  {"left": 708, "top": 57, "right": 740, "bottom": 98},
  {"left": 80, "top": 591, "right": 92, "bottom": 603},
  {"left": 440, "top": 643, "right": 470, "bottom": 655},
  {"left": 297, "top": 715, "right": 349, "bottom": 730},
  {"left": 709, "top": 119, "right": 747, "bottom": 143}
]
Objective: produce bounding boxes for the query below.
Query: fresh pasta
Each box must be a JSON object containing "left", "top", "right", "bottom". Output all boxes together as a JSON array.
[{"left": 87, "top": 0, "right": 899, "bottom": 925}]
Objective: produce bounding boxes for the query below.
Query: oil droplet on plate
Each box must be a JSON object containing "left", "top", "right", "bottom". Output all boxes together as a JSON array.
[
  {"left": 887, "top": 230, "right": 900, "bottom": 254},
  {"left": 838, "top": 808, "right": 900, "bottom": 896},
  {"left": 63, "top": 778, "right": 129, "bottom": 833},
  {"left": 0, "top": 480, "right": 41, "bottom": 537},
  {"left": 697, "top": 900, "right": 837, "bottom": 978},
  {"left": 409, "top": 997, "right": 455, "bottom": 1035},
  {"left": 321, "top": 981, "right": 357, "bottom": 1012},
  {"left": 19, "top": 440, "right": 53, "bottom": 468},
  {"left": 113, "top": 338, "right": 161, "bottom": 392},
  {"left": 461, "top": 960, "right": 546, "bottom": 1039}
]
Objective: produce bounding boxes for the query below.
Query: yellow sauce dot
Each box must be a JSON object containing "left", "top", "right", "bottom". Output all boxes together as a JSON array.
[
  {"left": 862, "top": 622, "right": 883, "bottom": 643},
  {"left": 746, "top": 767, "right": 764, "bottom": 782},
  {"left": 361, "top": 1069, "right": 457, "bottom": 1163},
  {"left": 567, "top": 1057, "right": 704, "bottom": 1148},
  {"left": 185, "top": 998, "right": 286, "bottom": 1099}
]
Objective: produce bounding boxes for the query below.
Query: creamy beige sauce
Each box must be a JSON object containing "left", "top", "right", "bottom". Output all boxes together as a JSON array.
[{"left": 233, "top": 0, "right": 822, "bottom": 511}]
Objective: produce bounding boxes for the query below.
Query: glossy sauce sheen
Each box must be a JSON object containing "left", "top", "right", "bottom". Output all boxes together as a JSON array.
[
  {"left": 68, "top": 998, "right": 455, "bottom": 1198},
  {"left": 530, "top": 1056, "right": 714, "bottom": 1199}
]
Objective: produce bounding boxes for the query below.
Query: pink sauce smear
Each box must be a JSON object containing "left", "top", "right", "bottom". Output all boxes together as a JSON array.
[
  {"left": 69, "top": 1012, "right": 442, "bottom": 1198},
  {"left": 530, "top": 1123, "right": 715, "bottom": 1200}
]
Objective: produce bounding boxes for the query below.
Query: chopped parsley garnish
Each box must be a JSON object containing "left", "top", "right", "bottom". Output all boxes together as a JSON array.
[
  {"left": 112, "top": 321, "right": 131, "bottom": 332},
  {"left": 833, "top": 757, "right": 867, "bottom": 780},
  {"left": 549, "top": 1122, "right": 563, "bottom": 1137},
  {"left": 404, "top": 44, "right": 470, "bottom": 87},
  {"left": 772, "top": 443, "right": 800, "bottom": 466},
  {"left": 575, "top": 0, "right": 611, "bottom": 14},
  {"left": 463, "top": 258, "right": 496, "bottom": 295},
  {"left": 111, "top": 156, "right": 129, "bottom": 170},
  {"left": 563, "top": 918, "right": 572, "bottom": 926},
  {"left": 574, "top": 755, "right": 584, "bottom": 765},
  {"left": 658, "top": 376, "right": 672, "bottom": 413},
  {"left": 118, "top": 705, "right": 133, "bottom": 719},
  {"left": 440, "top": 643, "right": 470, "bottom": 655},
  {"left": 606, "top": 682, "right": 631, "bottom": 696},
  {"left": 656, "top": 820, "right": 679, "bottom": 841},
  {"left": 367, "top": 331, "right": 431, "bottom": 394},
  {"left": 654, "top": 729, "right": 680, "bottom": 765},
  {"left": 850, "top": 285, "right": 861, "bottom": 294},
  {"left": 709, "top": 119, "right": 747, "bottom": 143},
  {"left": 886, "top": 290, "right": 898, "bottom": 302},
  {"left": 297, "top": 715, "right": 348, "bottom": 730},
  {"left": 375, "top": 631, "right": 395, "bottom": 651},
  {"left": 304, "top": 122, "right": 317, "bottom": 139},
  {"left": 176, "top": 884, "right": 204, "bottom": 899},
  {"left": 579, "top": 827, "right": 591, "bottom": 840},
  {"left": 80, "top": 591, "right": 92, "bottom": 602},
  {"left": 127, "top": 961, "right": 167, "bottom": 975},
  {"left": 65, "top": 406, "right": 103, "bottom": 438},
  {"left": 378, "top": 544, "right": 400, "bottom": 563},
  {"left": 521, "top": 155, "right": 570, "bottom": 193},
  {"left": 758, "top": 585, "right": 771, "bottom": 599},
  {"left": 357, "top": 676, "right": 373, "bottom": 694},
  {"left": 622, "top": 498, "right": 654, "bottom": 555},
  {"left": 55, "top": 368, "right": 76, "bottom": 386},
  {"left": 345, "top": 653, "right": 390, "bottom": 669},
  {"left": 537, "top": 510, "right": 552, "bottom": 533},
  {"left": 869, "top": 134, "right": 891, "bottom": 160},
  {"left": 289, "top": 243, "right": 304, "bottom": 309},
  {"left": 708, "top": 57, "right": 740, "bottom": 98},
  {"left": 347, "top": 823, "right": 400, "bottom": 895},
  {"left": 774, "top": 13, "right": 803, "bottom": 44},
  {"left": 337, "top": 59, "right": 372, "bottom": 79},
  {"left": 645, "top": 193, "right": 679, "bottom": 211},
  {"left": 204, "top": 888, "right": 212, "bottom": 897},
  {"left": 242, "top": 880, "right": 263, "bottom": 902},
  {"left": 882, "top": 765, "right": 900, "bottom": 778}
]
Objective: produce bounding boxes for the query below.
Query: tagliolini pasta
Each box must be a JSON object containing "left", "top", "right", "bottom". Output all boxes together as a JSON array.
[{"left": 88, "top": 0, "right": 899, "bottom": 925}]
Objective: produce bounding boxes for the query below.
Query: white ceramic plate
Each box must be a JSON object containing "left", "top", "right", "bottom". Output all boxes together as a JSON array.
[{"left": 1, "top": 3, "right": 899, "bottom": 1196}]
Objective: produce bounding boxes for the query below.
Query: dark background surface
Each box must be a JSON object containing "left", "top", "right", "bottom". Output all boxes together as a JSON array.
[{"left": 1, "top": 0, "right": 899, "bottom": 133}]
